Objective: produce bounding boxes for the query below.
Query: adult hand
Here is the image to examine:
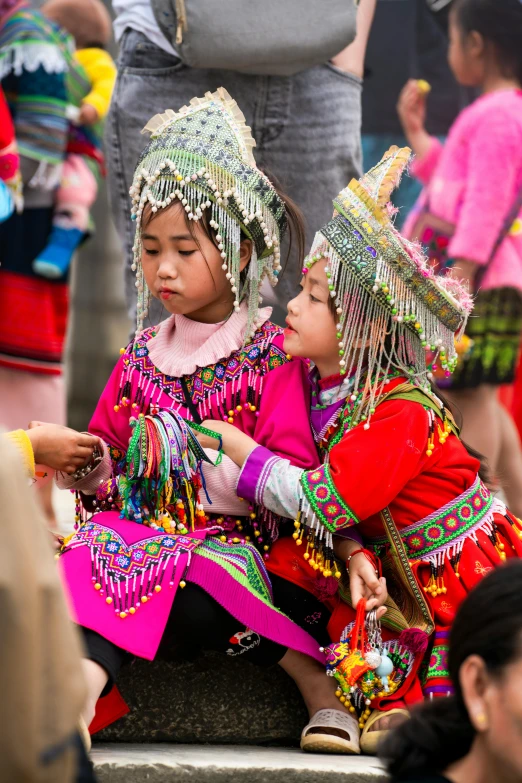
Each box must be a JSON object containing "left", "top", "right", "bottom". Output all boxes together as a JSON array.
[
  {"left": 27, "top": 422, "right": 101, "bottom": 474},
  {"left": 349, "top": 551, "right": 388, "bottom": 620}
]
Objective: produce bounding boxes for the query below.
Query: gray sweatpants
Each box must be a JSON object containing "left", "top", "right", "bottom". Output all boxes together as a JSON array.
[{"left": 106, "top": 29, "right": 362, "bottom": 327}]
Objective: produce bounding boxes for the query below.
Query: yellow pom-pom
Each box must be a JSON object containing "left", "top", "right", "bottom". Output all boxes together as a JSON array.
[
  {"left": 155, "top": 585, "right": 162, "bottom": 593},
  {"left": 119, "top": 611, "right": 127, "bottom": 619},
  {"left": 129, "top": 607, "right": 136, "bottom": 615},
  {"left": 417, "top": 79, "right": 431, "bottom": 94},
  {"left": 141, "top": 595, "right": 148, "bottom": 603},
  {"left": 227, "top": 417, "right": 234, "bottom": 424},
  {"left": 303, "top": 552, "right": 310, "bottom": 560},
  {"left": 94, "top": 583, "right": 101, "bottom": 591},
  {"left": 106, "top": 596, "right": 113, "bottom": 604},
  {"left": 228, "top": 410, "right": 234, "bottom": 416},
  {"left": 114, "top": 405, "right": 120, "bottom": 412},
  {"left": 179, "top": 580, "right": 186, "bottom": 589},
  {"left": 119, "top": 347, "right": 125, "bottom": 355}
]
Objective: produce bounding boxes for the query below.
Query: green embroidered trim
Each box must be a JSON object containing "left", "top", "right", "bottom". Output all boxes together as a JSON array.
[
  {"left": 196, "top": 538, "right": 279, "bottom": 608},
  {"left": 370, "top": 477, "right": 492, "bottom": 560},
  {"left": 301, "top": 463, "right": 359, "bottom": 533},
  {"left": 424, "top": 644, "right": 450, "bottom": 683}
]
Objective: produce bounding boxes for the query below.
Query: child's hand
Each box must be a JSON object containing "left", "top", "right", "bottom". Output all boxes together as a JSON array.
[
  {"left": 193, "top": 419, "right": 227, "bottom": 450},
  {"left": 348, "top": 551, "right": 388, "bottom": 620},
  {"left": 198, "top": 419, "right": 257, "bottom": 468},
  {"left": 397, "top": 79, "right": 427, "bottom": 137},
  {"left": 79, "top": 103, "right": 99, "bottom": 126},
  {"left": 27, "top": 422, "right": 101, "bottom": 474}
]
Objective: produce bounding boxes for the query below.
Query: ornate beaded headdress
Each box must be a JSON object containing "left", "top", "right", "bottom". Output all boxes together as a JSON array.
[
  {"left": 130, "top": 88, "right": 286, "bottom": 336},
  {"left": 304, "top": 146, "right": 473, "bottom": 419}
]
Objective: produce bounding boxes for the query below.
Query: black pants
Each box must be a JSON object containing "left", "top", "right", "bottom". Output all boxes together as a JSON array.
[{"left": 82, "top": 575, "right": 330, "bottom": 690}]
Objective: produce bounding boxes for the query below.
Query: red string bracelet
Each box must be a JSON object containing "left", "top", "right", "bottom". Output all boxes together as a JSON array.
[{"left": 346, "top": 547, "right": 382, "bottom": 578}]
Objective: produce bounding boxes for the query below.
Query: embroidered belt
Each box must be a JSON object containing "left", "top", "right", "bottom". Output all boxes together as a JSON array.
[{"left": 368, "top": 476, "right": 494, "bottom": 561}]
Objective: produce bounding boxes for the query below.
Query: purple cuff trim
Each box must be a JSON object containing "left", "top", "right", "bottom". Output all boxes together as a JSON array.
[
  {"left": 335, "top": 528, "right": 363, "bottom": 545},
  {"left": 237, "top": 445, "right": 279, "bottom": 504}
]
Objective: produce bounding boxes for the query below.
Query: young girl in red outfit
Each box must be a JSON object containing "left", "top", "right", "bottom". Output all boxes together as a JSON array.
[{"left": 196, "top": 147, "right": 522, "bottom": 755}]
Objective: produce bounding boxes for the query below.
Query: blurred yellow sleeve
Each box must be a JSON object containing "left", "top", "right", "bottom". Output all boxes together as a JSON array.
[
  {"left": 75, "top": 47, "right": 117, "bottom": 121},
  {"left": 4, "top": 430, "right": 35, "bottom": 478}
]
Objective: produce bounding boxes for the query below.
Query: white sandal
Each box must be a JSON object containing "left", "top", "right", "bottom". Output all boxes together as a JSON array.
[{"left": 300, "top": 708, "right": 361, "bottom": 754}]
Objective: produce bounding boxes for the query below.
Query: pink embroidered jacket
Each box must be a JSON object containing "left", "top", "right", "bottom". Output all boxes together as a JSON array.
[{"left": 56, "top": 305, "right": 322, "bottom": 663}]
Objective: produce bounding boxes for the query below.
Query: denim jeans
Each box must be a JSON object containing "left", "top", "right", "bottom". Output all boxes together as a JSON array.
[{"left": 106, "top": 30, "right": 362, "bottom": 327}]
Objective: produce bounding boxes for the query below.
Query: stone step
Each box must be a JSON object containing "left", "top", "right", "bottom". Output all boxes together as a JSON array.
[
  {"left": 95, "top": 653, "right": 310, "bottom": 744},
  {"left": 92, "top": 744, "right": 388, "bottom": 782}
]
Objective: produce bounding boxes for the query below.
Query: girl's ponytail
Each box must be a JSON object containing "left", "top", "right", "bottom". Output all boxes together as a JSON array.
[{"left": 381, "top": 696, "right": 475, "bottom": 780}]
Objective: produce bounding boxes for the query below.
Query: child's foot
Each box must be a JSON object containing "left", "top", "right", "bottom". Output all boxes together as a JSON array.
[
  {"left": 33, "top": 226, "right": 84, "bottom": 279},
  {"left": 360, "top": 708, "right": 409, "bottom": 755},
  {"left": 300, "top": 708, "right": 360, "bottom": 754}
]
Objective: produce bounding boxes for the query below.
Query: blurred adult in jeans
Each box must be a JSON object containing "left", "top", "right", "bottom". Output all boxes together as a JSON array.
[{"left": 107, "top": 0, "right": 376, "bottom": 326}]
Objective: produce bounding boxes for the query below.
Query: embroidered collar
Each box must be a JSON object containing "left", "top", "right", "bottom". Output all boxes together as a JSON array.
[{"left": 147, "top": 302, "right": 272, "bottom": 377}]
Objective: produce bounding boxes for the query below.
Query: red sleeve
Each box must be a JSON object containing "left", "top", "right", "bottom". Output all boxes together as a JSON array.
[
  {"left": 0, "top": 88, "right": 14, "bottom": 151},
  {"left": 329, "top": 400, "right": 428, "bottom": 520},
  {"left": 300, "top": 400, "right": 429, "bottom": 533}
]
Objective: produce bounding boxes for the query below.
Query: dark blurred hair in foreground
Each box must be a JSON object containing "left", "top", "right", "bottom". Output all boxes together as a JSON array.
[{"left": 380, "top": 560, "right": 522, "bottom": 779}]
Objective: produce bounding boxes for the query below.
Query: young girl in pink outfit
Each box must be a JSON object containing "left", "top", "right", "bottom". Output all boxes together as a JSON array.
[
  {"left": 56, "top": 89, "right": 362, "bottom": 749},
  {"left": 398, "top": 0, "right": 522, "bottom": 515}
]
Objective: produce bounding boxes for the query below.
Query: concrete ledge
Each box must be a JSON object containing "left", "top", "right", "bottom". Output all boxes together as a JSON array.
[
  {"left": 94, "top": 653, "right": 309, "bottom": 744},
  {"left": 93, "top": 744, "right": 388, "bottom": 782}
]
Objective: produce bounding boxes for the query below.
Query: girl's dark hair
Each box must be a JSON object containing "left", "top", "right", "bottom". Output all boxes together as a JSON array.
[
  {"left": 453, "top": 0, "right": 522, "bottom": 85},
  {"left": 142, "top": 172, "right": 306, "bottom": 283},
  {"left": 381, "top": 561, "right": 522, "bottom": 780}
]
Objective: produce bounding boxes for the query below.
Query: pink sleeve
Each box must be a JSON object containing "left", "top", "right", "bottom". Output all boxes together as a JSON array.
[
  {"left": 55, "top": 356, "right": 132, "bottom": 493},
  {"left": 88, "top": 354, "right": 134, "bottom": 451},
  {"left": 449, "top": 112, "right": 521, "bottom": 264},
  {"left": 410, "top": 137, "right": 444, "bottom": 186},
  {"left": 253, "top": 356, "right": 318, "bottom": 469}
]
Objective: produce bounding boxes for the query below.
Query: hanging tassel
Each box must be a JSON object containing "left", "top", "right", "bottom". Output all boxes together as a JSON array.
[{"left": 117, "top": 410, "right": 220, "bottom": 530}]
